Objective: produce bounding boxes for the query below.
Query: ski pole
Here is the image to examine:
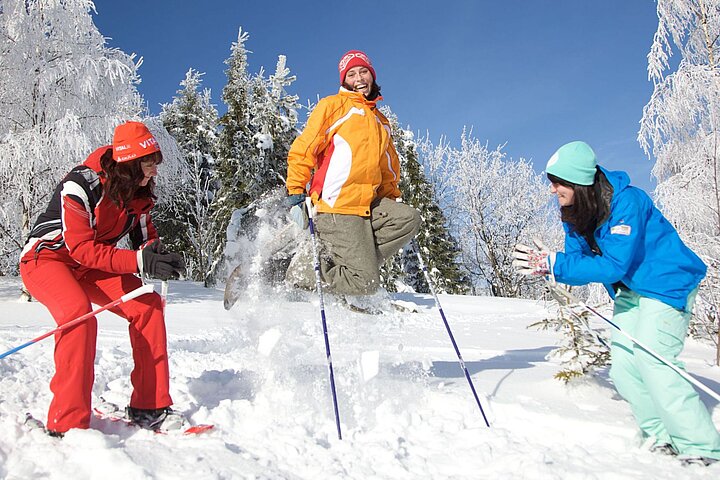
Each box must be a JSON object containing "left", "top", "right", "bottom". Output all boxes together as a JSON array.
[
  {"left": 545, "top": 283, "right": 610, "bottom": 349},
  {"left": 545, "top": 280, "right": 720, "bottom": 403},
  {"left": 305, "top": 197, "right": 343, "bottom": 440},
  {"left": 0, "top": 284, "right": 155, "bottom": 361},
  {"left": 413, "top": 241, "right": 491, "bottom": 427},
  {"left": 161, "top": 280, "right": 168, "bottom": 311}
]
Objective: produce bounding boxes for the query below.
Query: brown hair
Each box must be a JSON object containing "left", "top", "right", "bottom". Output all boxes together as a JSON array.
[
  {"left": 548, "top": 168, "right": 610, "bottom": 252},
  {"left": 100, "top": 148, "right": 159, "bottom": 206}
]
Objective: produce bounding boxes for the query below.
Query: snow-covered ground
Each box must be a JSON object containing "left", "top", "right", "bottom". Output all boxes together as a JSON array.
[{"left": 0, "top": 276, "right": 718, "bottom": 479}]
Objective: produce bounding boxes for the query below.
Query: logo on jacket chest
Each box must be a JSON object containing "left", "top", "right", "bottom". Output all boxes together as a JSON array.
[{"left": 610, "top": 224, "right": 632, "bottom": 236}]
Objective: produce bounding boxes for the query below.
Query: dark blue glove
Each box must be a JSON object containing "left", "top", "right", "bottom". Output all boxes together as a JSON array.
[{"left": 287, "top": 194, "right": 308, "bottom": 230}]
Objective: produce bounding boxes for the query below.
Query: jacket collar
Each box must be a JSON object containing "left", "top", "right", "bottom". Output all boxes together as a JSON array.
[{"left": 338, "top": 87, "right": 383, "bottom": 108}]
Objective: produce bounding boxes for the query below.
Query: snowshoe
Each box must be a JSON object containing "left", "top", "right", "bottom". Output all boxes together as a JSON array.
[
  {"left": 389, "top": 299, "right": 420, "bottom": 313},
  {"left": 341, "top": 297, "right": 384, "bottom": 315},
  {"left": 224, "top": 224, "right": 300, "bottom": 311},
  {"left": 223, "top": 263, "right": 247, "bottom": 310},
  {"left": 261, "top": 253, "right": 293, "bottom": 286},
  {"left": 680, "top": 456, "right": 718, "bottom": 467},
  {"left": 24, "top": 412, "right": 46, "bottom": 431},
  {"left": 19, "top": 288, "right": 32, "bottom": 302},
  {"left": 94, "top": 399, "right": 213, "bottom": 436},
  {"left": 337, "top": 294, "right": 382, "bottom": 315},
  {"left": 125, "top": 406, "right": 187, "bottom": 432},
  {"left": 223, "top": 187, "right": 304, "bottom": 310},
  {"left": 336, "top": 286, "right": 424, "bottom": 315},
  {"left": 650, "top": 443, "right": 678, "bottom": 456},
  {"left": 24, "top": 413, "right": 64, "bottom": 438}
]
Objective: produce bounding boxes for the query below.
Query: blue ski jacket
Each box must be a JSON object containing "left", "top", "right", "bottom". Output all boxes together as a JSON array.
[{"left": 551, "top": 167, "right": 706, "bottom": 311}]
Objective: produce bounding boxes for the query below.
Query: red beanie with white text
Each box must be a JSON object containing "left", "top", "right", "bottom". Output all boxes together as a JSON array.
[
  {"left": 112, "top": 121, "right": 160, "bottom": 162},
  {"left": 338, "top": 50, "right": 376, "bottom": 84}
]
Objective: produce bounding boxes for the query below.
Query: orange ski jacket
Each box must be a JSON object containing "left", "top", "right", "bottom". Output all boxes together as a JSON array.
[{"left": 286, "top": 88, "right": 401, "bottom": 216}]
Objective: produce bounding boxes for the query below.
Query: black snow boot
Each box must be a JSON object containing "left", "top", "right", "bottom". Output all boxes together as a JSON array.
[{"left": 126, "top": 406, "right": 186, "bottom": 432}]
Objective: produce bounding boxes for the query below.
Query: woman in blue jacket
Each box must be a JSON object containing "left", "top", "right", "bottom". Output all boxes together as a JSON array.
[{"left": 514, "top": 141, "right": 719, "bottom": 465}]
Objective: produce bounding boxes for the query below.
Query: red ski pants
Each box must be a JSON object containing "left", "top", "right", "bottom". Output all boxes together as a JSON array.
[{"left": 20, "top": 259, "right": 172, "bottom": 433}]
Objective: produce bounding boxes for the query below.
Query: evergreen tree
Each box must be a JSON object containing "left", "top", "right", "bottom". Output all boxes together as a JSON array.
[
  {"left": 214, "top": 28, "right": 299, "bottom": 275},
  {"left": 214, "top": 28, "right": 255, "bottom": 245},
  {"left": 159, "top": 69, "right": 221, "bottom": 286},
  {"left": 530, "top": 286, "right": 610, "bottom": 384},
  {"left": 245, "top": 55, "right": 299, "bottom": 196},
  {"left": 0, "top": 0, "right": 143, "bottom": 273},
  {"left": 380, "top": 108, "right": 470, "bottom": 294}
]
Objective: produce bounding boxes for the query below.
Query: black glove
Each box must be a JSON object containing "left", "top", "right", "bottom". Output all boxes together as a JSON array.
[{"left": 141, "top": 242, "right": 186, "bottom": 280}]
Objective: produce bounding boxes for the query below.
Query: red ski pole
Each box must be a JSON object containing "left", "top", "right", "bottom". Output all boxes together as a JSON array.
[{"left": 0, "top": 284, "right": 155, "bottom": 360}]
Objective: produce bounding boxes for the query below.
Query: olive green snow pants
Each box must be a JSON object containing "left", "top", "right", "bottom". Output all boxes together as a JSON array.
[
  {"left": 286, "top": 197, "right": 421, "bottom": 295},
  {"left": 609, "top": 287, "right": 720, "bottom": 459}
]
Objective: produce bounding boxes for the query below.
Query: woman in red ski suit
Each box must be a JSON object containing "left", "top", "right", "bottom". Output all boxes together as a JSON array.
[{"left": 19, "top": 121, "right": 185, "bottom": 435}]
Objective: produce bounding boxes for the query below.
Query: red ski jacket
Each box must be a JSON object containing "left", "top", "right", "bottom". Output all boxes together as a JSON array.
[{"left": 20, "top": 146, "right": 157, "bottom": 274}]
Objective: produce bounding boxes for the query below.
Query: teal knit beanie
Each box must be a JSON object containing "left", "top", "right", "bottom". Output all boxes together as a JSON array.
[{"left": 546, "top": 141, "right": 597, "bottom": 186}]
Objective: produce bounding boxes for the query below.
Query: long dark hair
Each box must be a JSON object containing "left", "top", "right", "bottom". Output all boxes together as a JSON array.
[
  {"left": 100, "top": 148, "right": 159, "bottom": 206},
  {"left": 548, "top": 168, "right": 610, "bottom": 250}
]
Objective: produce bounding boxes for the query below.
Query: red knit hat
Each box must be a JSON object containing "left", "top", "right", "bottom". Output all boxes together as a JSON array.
[
  {"left": 112, "top": 121, "right": 160, "bottom": 162},
  {"left": 338, "top": 50, "right": 376, "bottom": 84}
]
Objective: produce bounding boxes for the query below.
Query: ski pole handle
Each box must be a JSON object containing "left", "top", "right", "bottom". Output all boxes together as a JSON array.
[{"left": 0, "top": 284, "right": 155, "bottom": 360}]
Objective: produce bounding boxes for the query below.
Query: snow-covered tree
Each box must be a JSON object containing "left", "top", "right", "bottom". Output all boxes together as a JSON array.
[
  {"left": 214, "top": 28, "right": 255, "bottom": 246},
  {"left": 214, "top": 28, "right": 299, "bottom": 277},
  {"left": 380, "top": 108, "right": 470, "bottom": 294},
  {"left": 159, "top": 69, "right": 221, "bottom": 286},
  {"left": 425, "top": 130, "right": 556, "bottom": 297},
  {"left": 247, "top": 55, "right": 299, "bottom": 193},
  {"left": 638, "top": 0, "right": 720, "bottom": 364},
  {"left": 0, "top": 0, "right": 144, "bottom": 273}
]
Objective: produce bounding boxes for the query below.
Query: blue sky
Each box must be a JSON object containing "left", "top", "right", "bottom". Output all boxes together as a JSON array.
[{"left": 93, "top": 1, "right": 660, "bottom": 191}]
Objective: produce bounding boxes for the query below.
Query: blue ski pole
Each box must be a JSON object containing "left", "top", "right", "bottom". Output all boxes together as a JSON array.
[
  {"left": 305, "top": 198, "right": 343, "bottom": 440},
  {"left": 413, "top": 241, "right": 491, "bottom": 427},
  {"left": 0, "top": 284, "right": 155, "bottom": 360}
]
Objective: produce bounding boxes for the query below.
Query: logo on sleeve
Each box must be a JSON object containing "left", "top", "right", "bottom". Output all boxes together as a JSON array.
[{"left": 610, "top": 224, "right": 632, "bottom": 236}]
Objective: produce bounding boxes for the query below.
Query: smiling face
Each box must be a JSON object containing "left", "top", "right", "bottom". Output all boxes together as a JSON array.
[
  {"left": 343, "top": 65, "right": 374, "bottom": 96},
  {"left": 550, "top": 181, "right": 575, "bottom": 207}
]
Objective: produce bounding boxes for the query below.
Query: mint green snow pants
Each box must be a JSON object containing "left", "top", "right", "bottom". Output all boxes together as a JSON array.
[{"left": 609, "top": 287, "right": 720, "bottom": 459}]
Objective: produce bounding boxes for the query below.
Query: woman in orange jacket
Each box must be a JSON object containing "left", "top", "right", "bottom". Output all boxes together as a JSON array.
[
  {"left": 285, "top": 50, "right": 421, "bottom": 296},
  {"left": 20, "top": 121, "right": 185, "bottom": 436}
]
